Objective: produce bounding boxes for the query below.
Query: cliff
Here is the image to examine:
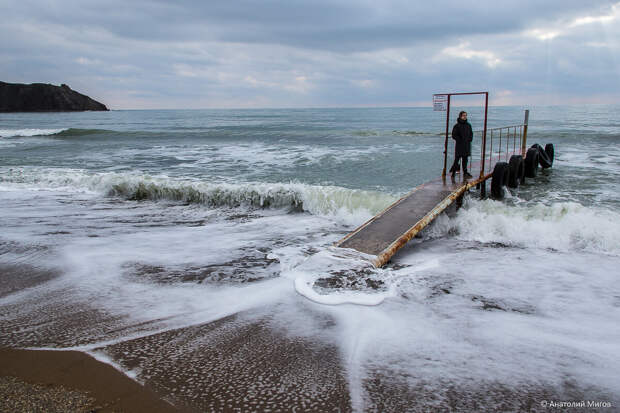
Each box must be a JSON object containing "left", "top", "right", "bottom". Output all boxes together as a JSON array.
[{"left": 0, "top": 82, "right": 108, "bottom": 112}]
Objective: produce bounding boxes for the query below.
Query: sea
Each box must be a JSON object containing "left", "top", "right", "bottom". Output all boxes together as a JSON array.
[{"left": 1, "top": 106, "right": 619, "bottom": 411}]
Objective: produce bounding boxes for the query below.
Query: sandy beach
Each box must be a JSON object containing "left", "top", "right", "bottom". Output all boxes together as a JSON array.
[
  {"left": 0, "top": 348, "right": 185, "bottom": 412},
  {"left": 3, "top": 312, "right": 617, "bottom": 412}
]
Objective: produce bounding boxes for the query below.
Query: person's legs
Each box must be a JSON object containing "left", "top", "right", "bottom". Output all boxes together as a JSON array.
[
  {"left": 462, "top": 156, "right": 473, "bottom": 178},
  {"left": 450, "top": 157, "right": 460, "bottom": 175}
]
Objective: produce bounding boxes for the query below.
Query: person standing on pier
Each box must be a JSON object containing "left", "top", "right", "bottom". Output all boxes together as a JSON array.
[{"left": 449, "top": 111, "right": 473, "bottom": 179}]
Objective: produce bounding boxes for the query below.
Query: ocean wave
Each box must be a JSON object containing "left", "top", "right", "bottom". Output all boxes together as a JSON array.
[
  {"left": 0, "top": 128, "right": 69, "bottom": 137},
  {"left": 54, "top": 128, "right": 115, "bottom": 137},
  {"left": 391, "top": 130, "right": 432, "bottom": 136},
  {"left": 0, "top": 168, "right": 396, "bottom": 222},
  {"left": 0, "top": 128, "right": 136, "bottom": 139},
  {"left": 428, "top": 198, "right": 620, "bottom": 255},
  {"left": 352, "top": 130, "right": 380, "bottom": 136},
  {"left": 352, "top": 130, "right": 431, "bottom": 137}
]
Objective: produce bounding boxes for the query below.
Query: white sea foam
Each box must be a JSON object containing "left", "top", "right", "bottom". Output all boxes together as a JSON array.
[
  {"left": 87, "top": 350, "right": 142, "bottom": 381},
  {"left": 0, "top": 128, "right": 68, "bottom": 137},
  {"left": 0, "top": 167, "right": 396, "bottom": 224},
  {"left": 280, "top": 247, "right": 397, "bottom": 306},
  {"left": 109, "top": 141, "right": 389, "bottom": 172},
  {"left": 425, "top": 197, "right": 620, "bottom": 255}
]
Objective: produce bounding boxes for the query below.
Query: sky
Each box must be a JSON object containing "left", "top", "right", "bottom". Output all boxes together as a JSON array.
[{"left": 1, "top": 0, "right": 619, "bottom": 109}]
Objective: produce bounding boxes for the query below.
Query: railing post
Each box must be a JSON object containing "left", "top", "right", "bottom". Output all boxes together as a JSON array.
[
  {"left": 481, "top": 92, "right": 488, "bottom": 178},
  {"left": 498, "top": 129, "right": 502, "bottom": 163},
  {"left": 506, "top": 127, "right": 510, "bottom": 161},
  {"left": 521, "top": 110, "right": 529, "bottom": 156},
  {"left": 442, "top": 95, "right": 451, "bottom": 179},
  {"left": 489, "top": 129, "right": 493, "bottom": 170}
]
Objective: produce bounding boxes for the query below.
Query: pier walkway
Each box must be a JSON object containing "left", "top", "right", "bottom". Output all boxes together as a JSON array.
[
  {"left": 335, "top": 97, "right": 529, "bottom": 267},
  {"left": 335, "top": 157, "right": 506, "bottom": 267}
]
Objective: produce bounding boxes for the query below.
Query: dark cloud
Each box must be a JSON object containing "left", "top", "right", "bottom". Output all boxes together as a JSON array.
[
  {"left": 1, "top": 0, "right": 618, "bottom": 108},
  {"left": 10, "top": 0, "right": 617, "bottom": 51}
]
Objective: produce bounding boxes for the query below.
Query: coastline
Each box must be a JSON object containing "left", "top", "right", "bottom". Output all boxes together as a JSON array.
[{"left": 0, "top": 347, "right": 187, "bottom": 412}]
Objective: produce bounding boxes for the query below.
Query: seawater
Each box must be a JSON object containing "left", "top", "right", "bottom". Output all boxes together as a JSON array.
[{"left": 1, "top": 106, "right": 620, "bottom": 409}]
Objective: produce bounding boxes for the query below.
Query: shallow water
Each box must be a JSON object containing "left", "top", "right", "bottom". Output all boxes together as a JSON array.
[{"left": 1, "top": 106, "right": 619, "bottom": 410}]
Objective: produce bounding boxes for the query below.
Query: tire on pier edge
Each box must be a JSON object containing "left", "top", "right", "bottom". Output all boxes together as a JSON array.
[
  {"left": 491, "top": 161, "right": 510, "bottom": 199},
  {"left": 532, "top": 143, "right": 552, "bottom": 169},
  {"left": 545, "top": 143, "right": 554, "bottom": 167},
  {"left": 524, "top": 147, "right": 539, "bottom": 178},
  {"left": 508, "top": 155, "right": 524, "bottom": 188}
]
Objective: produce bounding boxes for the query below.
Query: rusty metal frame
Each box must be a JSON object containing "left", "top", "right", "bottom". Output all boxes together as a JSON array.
[{"left": 438, "top": 91, "right": 488, "bottom": 179}]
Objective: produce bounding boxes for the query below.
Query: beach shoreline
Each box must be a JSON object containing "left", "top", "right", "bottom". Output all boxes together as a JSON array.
[{"left": 0, "top": 347, "right": 188, "bottom": 412}]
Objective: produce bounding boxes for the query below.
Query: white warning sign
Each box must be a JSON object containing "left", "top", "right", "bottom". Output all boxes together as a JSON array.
[{"left": 433, "top": 94, "right": 448, "bottom": 111}]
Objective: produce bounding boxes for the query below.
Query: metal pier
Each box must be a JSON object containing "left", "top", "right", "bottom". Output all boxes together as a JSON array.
[
  {"left": 335, "top": 100, "right": 529, "bottom": 267},
  {"left": 335, "top": 164, "right": 492, "bottom": 267}
]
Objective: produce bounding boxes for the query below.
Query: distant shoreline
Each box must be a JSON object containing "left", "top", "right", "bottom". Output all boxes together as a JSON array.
[{"left": 0, "top": 82, "right": 108, "bottom": 112}]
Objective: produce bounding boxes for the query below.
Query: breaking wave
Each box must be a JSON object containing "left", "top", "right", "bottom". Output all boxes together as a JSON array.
[
  {"left": 0, "top": 128, "right": 121, "bottom": 138},
  {"left": 428, "top": 198, "right": 620, "bottom": 255},
  {"left": 0, "top": 128, "right": 69, "bottom": 137},
  {"left": 54, "top": 128, "right": 115, "bottom": 137},
  {"left": 0, "top": 168, "right": 396, "bottom": 223},
  {"left": 391, "top": 130, "right": 432, "bottom": 136}
]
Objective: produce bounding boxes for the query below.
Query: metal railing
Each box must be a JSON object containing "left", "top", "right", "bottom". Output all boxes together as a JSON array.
[
  {"left": 459, "top": 110, "right": 529, "bottom": 179},
  {"left": 484, "top": 124, "right": 524, "bottom": 167}
]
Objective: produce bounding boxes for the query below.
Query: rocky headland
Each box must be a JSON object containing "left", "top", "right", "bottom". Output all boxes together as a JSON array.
[{"left": 0, "top": 81, "right": 108, "bottom": 112}]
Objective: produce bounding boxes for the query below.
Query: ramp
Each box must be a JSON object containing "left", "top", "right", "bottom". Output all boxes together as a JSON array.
[{"left": 335, "top": 160, "right": 500, "bottom": 267}]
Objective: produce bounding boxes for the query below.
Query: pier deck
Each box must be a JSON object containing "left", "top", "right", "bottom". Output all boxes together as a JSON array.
[{"left": 335, "top": 158, "right": 505, "bottom": 267}]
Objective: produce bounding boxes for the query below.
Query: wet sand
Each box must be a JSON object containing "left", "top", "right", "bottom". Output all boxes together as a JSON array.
[
  {"left": 101, "top": 313, "right": 351, "bottom": 412},
  {"left": 0, "top": 348, "right": 186, "bottom": 413},
  {"left": 0, "top": 264, "right": 617, "bottom": 412},
  {"left": 2, "top": 317, "right": 618, "bottom": 412}
]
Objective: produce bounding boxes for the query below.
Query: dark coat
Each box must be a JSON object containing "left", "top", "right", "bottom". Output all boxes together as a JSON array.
[{"left": 452, "top": 118, "right": 473, "bottom": 157}]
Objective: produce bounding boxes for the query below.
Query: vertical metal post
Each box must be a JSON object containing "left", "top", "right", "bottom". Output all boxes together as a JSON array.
[
  {"left": 489, "top": 129, "right": 493, "bottom": 170},
  {"left": 498, "top": 129, "right": 502, "bottom": 163},
  {"left": 442, "top": 95, "right": 451, "bottom": 178},
  {"left": 480, "top": 130, "right": 484, "bottom": 172},
  {"left": 481, "top": 92, "right": 488, "bottom": 178},
  {"left": 506, "top": 127, "right": 510, "bottom": 161},
  {"left": 521, "top": 109, "right": 529, "bottom": 156}
]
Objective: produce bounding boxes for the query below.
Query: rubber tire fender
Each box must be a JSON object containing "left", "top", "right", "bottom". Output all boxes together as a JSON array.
[
  {"left": 545, "top": 143, "right": 554, "bottom": 166},
  {"left": 532, "top": 143, "right": 552, "bottom": 169},
  {"left": 508, "top": 155, "right": 524, "bottom": 188},
  {"left": 524, "top": 147, "right": 539, "bottom": 178},
  {"left": 491, "top": 161, "right": 510, "bottom": 199}
]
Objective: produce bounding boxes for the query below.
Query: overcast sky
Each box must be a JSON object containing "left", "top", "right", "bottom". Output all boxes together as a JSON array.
[{"left": 1, "top": 0, "right": 619, "bottom": 109}]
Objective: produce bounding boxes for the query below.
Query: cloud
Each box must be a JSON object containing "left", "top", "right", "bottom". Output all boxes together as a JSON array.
[
  {"left": 1, "top": 1, "right": 619, "bottom": 108},
  {"left": 526, "top": 3, "right": 619, "bottom": 41},
  {"left": 436, "top": 42, "right": 503, "bottom": 68}
]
